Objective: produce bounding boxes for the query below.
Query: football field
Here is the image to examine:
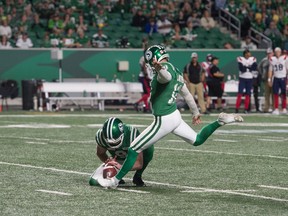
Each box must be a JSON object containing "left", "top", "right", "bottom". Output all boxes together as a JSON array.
[{"left": 0, "top": 111, "right": 288, "bottom": 216}]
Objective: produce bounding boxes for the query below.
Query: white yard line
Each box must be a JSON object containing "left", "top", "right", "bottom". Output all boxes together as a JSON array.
[
  {"left": 25, "top": 141, "right": 48, "bottom": 145},
  {"left": 116, "top": 188, "right": 150, "bottom": 194},
  {"left": 36, "top": 189, "right": 72, "bottom": 196},
  {"left": 181, "top": 190, "right": 288, "bottom": 202},
  {"left": 1, "top": 161, "right": 288, "bottom": 202},
  {"left": 213, "top": 139, "right": 238, "bottom": 143},
  {"left": 155, "top": 147, "right": 288, "bottom": 160},
  {"left": 182, "top": 189, "right": 256, "bottom": 193},
  {"left": 257, "top": 139, "right": 285, "bottom": 142},
  {"left": 258, "top": 185, "right": 288, "bottom": 191}
]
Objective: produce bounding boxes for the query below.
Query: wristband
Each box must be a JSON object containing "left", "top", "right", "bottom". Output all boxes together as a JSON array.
[{"left": 268, "top": 78, "right": 271, "bottom": 82}]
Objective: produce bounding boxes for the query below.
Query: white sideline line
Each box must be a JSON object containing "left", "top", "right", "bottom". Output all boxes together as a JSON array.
[
  {"left": 181, "top": 190, "right": 288, "bottom": 202},
  {"left": 257, "top": 139, "right": 285, "bottom": 142},
  {"left": 258, "top": 185, "right": 288, "bottom": 191},
  {"left": 1, "top": 161, "right": 288, "bottom": 202},
  {"left": 116, "top": 188, "right": 150, "bottom": 194},
  {"left": 36, "top": 189, "right": 72, "bottom": 196},
  {"left": 182, "top": 189, "right": 256, "bottom": 193},
  {"left": 213, "top": 139, "right": 237, "bottom": 143},
  {"left": 155, "top": 147, "right": 288, "bottom": 160},
  {"left": 25, "top": 141, "right": 47, "bottom": 145}
]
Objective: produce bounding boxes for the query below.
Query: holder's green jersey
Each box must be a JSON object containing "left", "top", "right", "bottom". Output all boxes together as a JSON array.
[
  {"left": 95, "top": 124, "right": 139, "bottom": 161},
  {"left": 150, "top": 62, "right": 184, "bottom": 116}
]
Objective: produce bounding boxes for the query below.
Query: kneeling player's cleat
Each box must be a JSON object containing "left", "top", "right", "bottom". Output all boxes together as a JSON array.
[
  {"left": 272, "top": 109, "right": 280, "bottom": 115},
  {"left": 281, "top": 108, "right": 287, "bottom": 114},
  {"left": 133, "top": 175, "right": 146, "bottom": 187},
  {"left": 217, "top": 112, "right": 244, "bottom": 125},
  {"left": 119, "top": 179, "right": 125, "bottom": 185}
]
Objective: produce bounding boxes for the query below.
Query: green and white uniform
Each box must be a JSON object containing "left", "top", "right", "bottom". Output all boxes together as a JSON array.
[
  {"left": 90, "top": 124, "right": 154, "bottom": 186},
  {"left": 115, "top": 45, "right": 222, "bottom": 181}
]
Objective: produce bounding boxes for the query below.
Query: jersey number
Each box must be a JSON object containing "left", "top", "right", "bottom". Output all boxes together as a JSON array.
[
  {"left": 114, "top": 150, "right": 127, "bottom": 158},
  {"left": 168, "top": 83, "right": 182, "bottom": 105},
  {"left": 274, "top": 64, "right": 283, "bottom": 72}
]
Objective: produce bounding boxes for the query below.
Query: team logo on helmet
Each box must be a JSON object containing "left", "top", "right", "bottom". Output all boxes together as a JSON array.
[
  {"left": 145, "top": 50, "right": 152, "bottom": 61},
  {"left": 118, "top": 122, "right": 123, "bottom": 133}
]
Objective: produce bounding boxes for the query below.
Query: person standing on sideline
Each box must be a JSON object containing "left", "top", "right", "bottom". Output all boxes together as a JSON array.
[
  {"left": 134, "top": 48, "right": 153, "bottom": 112},
  {"left": 201, "top": 54, "right": 213, "bottom": 110},
  {"left": 207, "top": 56, "right": 225, "bottom": 111},
  {"left": 235, "top": 49, "right": 257, "bottom": 113},
  {"left": 257, "top": 48, "right": 274, "bottom": 113},
  {"left": 183, "top": 52, "right": 208, "bottom": 114},
  {"left": 268, "top": 47, "right": 288, "bottom": 115}
]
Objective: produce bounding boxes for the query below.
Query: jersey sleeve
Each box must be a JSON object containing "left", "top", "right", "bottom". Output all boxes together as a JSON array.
[{"left": 95, "top": 129, "right": 108, "bottom": 149}]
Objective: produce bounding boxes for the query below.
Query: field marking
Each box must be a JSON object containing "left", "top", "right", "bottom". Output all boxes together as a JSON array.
[
  {"left": 182, "top": 189, "right": 256, "bottom": 193},
  {"left": 257, "top": 138, "right": 286, "bottom": 142},
  {"left": 0, "top": 124, "right": 71, "bottom": 129},
  {"left": 212, "top": 139, "right": 238, "bottom": 143},
  {"left": 2, "top": 161, "right": 288, "bottom": 202},
  {"left": 181, "top": 190, "right": 288, "bottom": 202},
  {"left": 25, "top": 141, "right": 48, "bottom": 145},
  {"left": 116, "top": 188, "right": 150, "bottom": 194},
  {"left": 258, "top": 185, "right": 288, "bottom": 191},
  {"left": 36, "top": 189, "right": 72, "bottom": 196},
  {"left": 167, "top": 140, "right": 185, "bottom": 143},
  {"left": 155, "top": 147, "right": 288, "bottom": 160}
]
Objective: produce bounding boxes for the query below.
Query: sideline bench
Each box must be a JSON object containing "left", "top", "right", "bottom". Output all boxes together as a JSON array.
[{"left": 42, "top": 82, "right": 142, "bottom": 111}]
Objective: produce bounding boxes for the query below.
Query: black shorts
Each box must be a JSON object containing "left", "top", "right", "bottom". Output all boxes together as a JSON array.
[{"left": 207, "top": 81, "right": 223, "bottom": 98}]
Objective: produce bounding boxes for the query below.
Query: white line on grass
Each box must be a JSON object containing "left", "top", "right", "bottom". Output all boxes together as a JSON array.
[
  {"left": 116, "top": 188, "right": 150, "bottom": 194},
  {"left": 36, "top": 189, "right": 72, "bottom": 196},
  {"left": 212, "top": 139, "right": 238, "bottom": 143},
  {"left": 257, "top": 139, "right": 286, "bottom": 142},
  {"left": 1, "top": 161, "right": 288, "bottom": 202},
  {"left": 155, "top": 147, "right": 288, "bottom": 160},
  {"left": 258, "top": 185, "right": 288, "bottom": 191},
  {"left": 25, "top": 141, "right": 48, "bottom": 145},
  {"left": 182, "top": 189, "right": 256, "bottom": 193},
  {"left": 181, "top": 190, "right": 288, "bottom": 202}
]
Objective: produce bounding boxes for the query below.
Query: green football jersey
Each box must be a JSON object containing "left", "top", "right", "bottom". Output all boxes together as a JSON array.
[
  {"left": 150, "top": 62, "right": 184, "bottom": 116},
  {"left": 95, "top": 124, "right": 139, "bottom": 161}
]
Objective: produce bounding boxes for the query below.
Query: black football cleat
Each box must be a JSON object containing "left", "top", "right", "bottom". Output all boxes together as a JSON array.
[
  {"left": 119, "top": 179, "right": 125, "bottom": 185},
  {"left": 132, "top": 176, "right": 146, "bottom": 187}
]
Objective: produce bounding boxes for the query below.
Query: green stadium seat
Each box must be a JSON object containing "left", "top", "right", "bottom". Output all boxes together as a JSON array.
[{"left": 172, "top": 40, "right": 188, "bottom": 48}]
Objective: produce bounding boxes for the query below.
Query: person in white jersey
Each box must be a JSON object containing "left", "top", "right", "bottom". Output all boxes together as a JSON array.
[{"left": 268, "top": 47, "right": 288, "bottom": 115}]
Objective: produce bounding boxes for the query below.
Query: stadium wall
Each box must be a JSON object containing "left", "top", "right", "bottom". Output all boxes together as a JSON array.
[{"left": 0, "top": 49, "right": 266, "bottom": 86}]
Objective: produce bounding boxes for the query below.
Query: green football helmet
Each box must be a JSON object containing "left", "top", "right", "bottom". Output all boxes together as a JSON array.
[
  {"left": 144, "top": 45, "right": 169, "bottom": 66},
  {"left": 102, "top": 117, "right": 124, "bottom": 149}
]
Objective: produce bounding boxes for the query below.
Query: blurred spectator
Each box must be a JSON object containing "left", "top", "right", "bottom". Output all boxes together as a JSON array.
[
  {"left": 48, "top": 14, "right": 64, "bottom": 33},
  {"left": 257, "top": 48, "right": 274, "bottom": 113},
  {"left": 50, "top": 29, "right": 63, "bottom": 47},
  {"left": 200, "top": 10, "right": 215, "bottom": 31},
  {"left": 63, "top": 14, "right": 76, "bottom": 31},
  {"left": 31, "top": 13, "right": 46, "bottom": 39},
  {"left": 0, "top": 18, "right": 12, "bottom": 38},
  {"left": 170, "top": 23, "right": 183, "bottom": 41},
  {"left": 183, "top": 52, "right": 207, "bottom": 114},
  {"left": 148, "top": 9, "right": 158, "bottom": 21},
  {"left": 264, "top": 21, "right": 282, "bottom": 48},
  {"left": 131, "top": 0, "right": 142, "bottom": 15},
  {"left": 174, "top": 10, "right": 187, "bottom": 30},
  {"left": 145, "top": 18, "right": 157, "bottom": 36},
  {"left": 224, "top": 42, "right": 234, "bottom": 49},
  {"left": 112, "top": 0, "right": 130, "bottom": 15},
  {"left": 241, "top": 36, "right": 257, "bottom": 50},
  {"left": 93, "top": 9, "right": 108, "bottom": 29},
  {"left": 181, "top": 1, "right": 192, "bottom": 18},
  {"left": 282, "top": 24, "right": 288, "bottom": 41},
  {"left": 252, "top": 13, "right": 266, "bottom": 32},
  {"left": 41, "top": 32, "right": 51, "bottom": 48},
  {"left": 156, "top": 14, "right": 172, "bottom": 36},
  {"left": 182, "top": 20, "right": 197, "bottom": 41},
  {"left": 16, "top": 32, "right": 33, "bottom": 48},
  {"left": 76, "top": 15, "right": 88, "bottom": 33},
  {"left": 63, "top": 28, "right": 75, "bottom": 48},
  {"left": 0, "top": 35, "right": 12, "bottom": 48},
  {"left": 192, "top": 0, "right": 203, "bottom": 18},
  {"left": 208, "top": 56, "right": 225, "bottom": 111},
  {"left": 131, "top": 9, "right": 147, "bottom": 29},
  {"left": 75, "top": 30, "right": 91, "bottom": 48},
  {"left": 91, "top": 29, "right": 109, "bottom": 48},
  {"left": 225, "top": 0, "right": 239, "bottom": 15},
  {"left": 17, "top": 14, "right": 30, "bottom": 33},
  {"left": 36, "top": 1, "right": 54, "bottom": 19},
  {"left": 187, "top": 11, "right": 201, "bottom": 29}
]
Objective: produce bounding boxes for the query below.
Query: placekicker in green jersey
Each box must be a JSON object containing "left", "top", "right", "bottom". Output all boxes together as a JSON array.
[
  {"left": 95, "top": 124, "right": 139, "bottom": 161},
  {"left": 150, "top": 62, "right": 184, "bottom": 116}
]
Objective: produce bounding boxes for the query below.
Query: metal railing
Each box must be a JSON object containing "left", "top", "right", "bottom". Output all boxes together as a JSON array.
[
  {"left": 249, "top": 28, "right": 272, "bottom": 48},
  {"left": 218, "top": 8, "right": 241, "bottom": 38}
]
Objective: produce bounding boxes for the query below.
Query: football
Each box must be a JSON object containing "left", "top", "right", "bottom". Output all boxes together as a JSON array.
[{"left": 103, "top": 165, "right": 118, "bottom": 179}]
